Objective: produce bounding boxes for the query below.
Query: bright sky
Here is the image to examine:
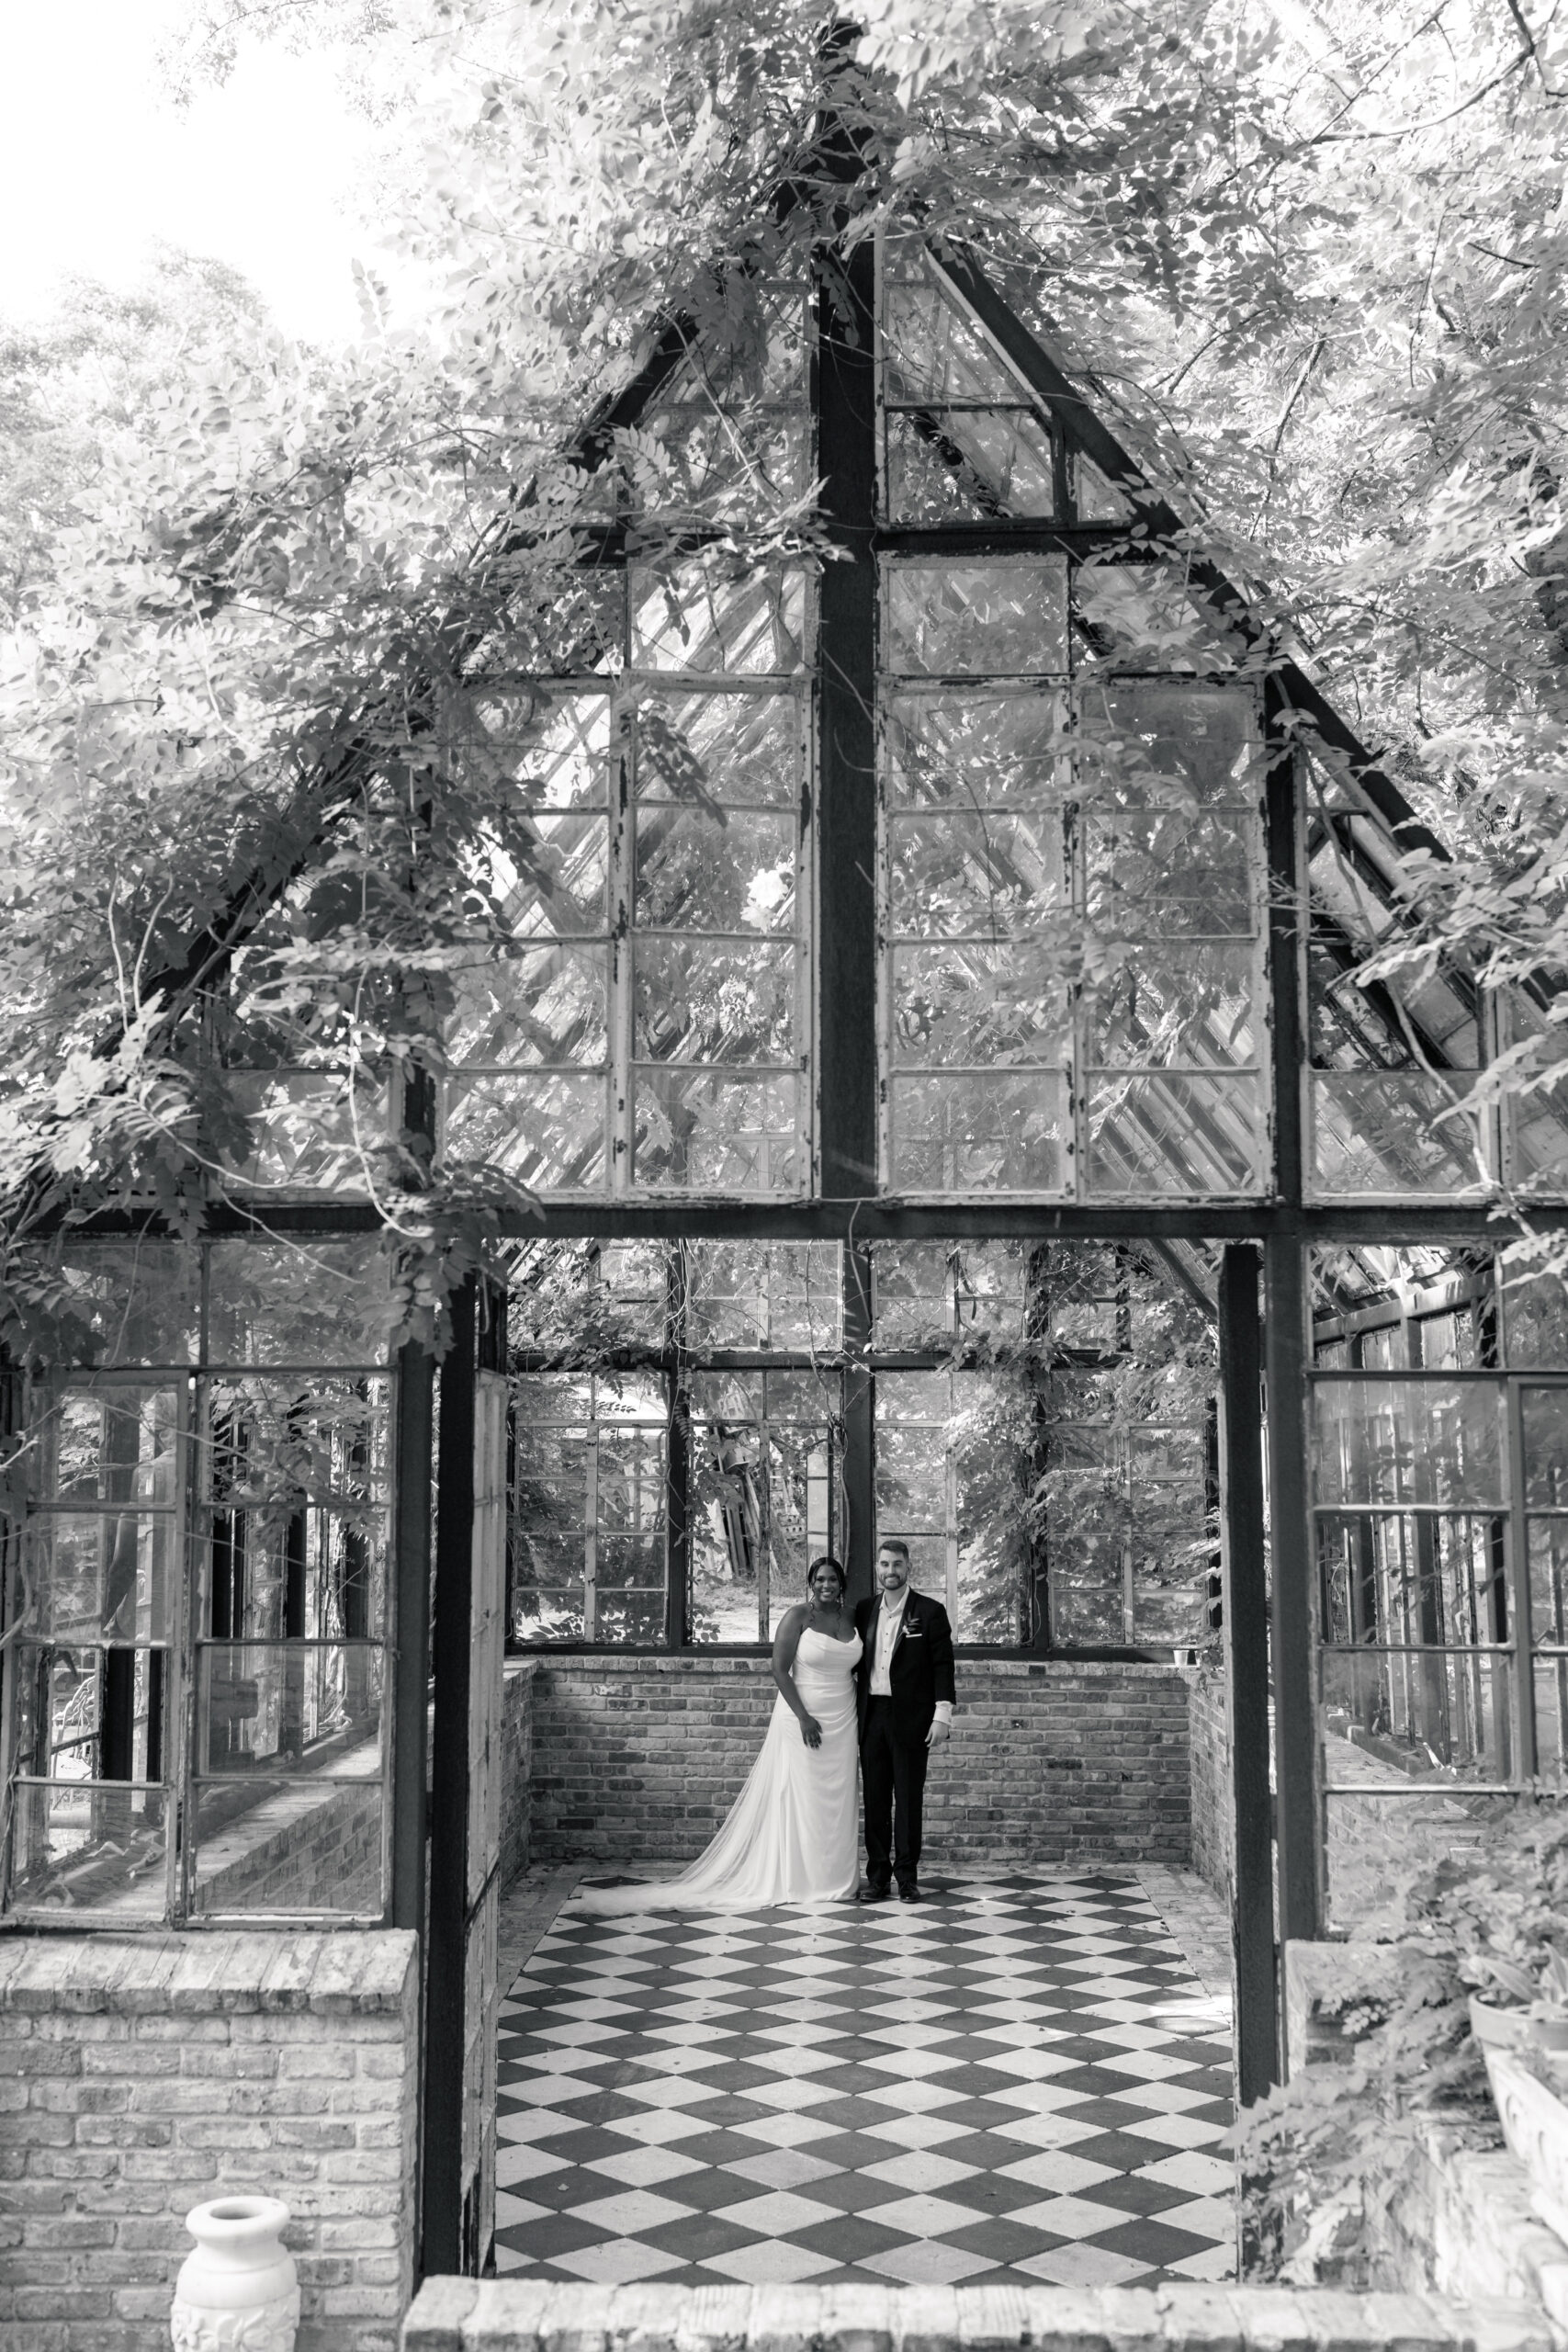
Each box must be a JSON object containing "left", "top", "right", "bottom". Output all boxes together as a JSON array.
[{"left": 0, "top": 0, "right": 378, "bottom": 343}]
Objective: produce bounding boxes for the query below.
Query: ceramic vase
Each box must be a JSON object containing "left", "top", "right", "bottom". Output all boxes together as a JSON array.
[{"left": 170, "top": 2197, "right": 299, "bottom": 2352}]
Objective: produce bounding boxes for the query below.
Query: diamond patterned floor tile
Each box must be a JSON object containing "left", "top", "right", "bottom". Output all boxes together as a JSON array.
[{"left": 490, "top": 1870, "right": 1235, "bottom": 2290}]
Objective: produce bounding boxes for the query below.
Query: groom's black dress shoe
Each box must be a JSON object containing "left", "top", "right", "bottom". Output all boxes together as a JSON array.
[
  {"left": 859, "top": 1880, "right": 893, "bottom": 1903},
  {"left": 897, "top": 1883, "right": 922, "bottom": 1903}
]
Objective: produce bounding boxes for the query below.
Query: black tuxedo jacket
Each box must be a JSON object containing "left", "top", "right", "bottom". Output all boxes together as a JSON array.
[{"left": 853, "top": 1589, "right": 956, "bottom": 1746}]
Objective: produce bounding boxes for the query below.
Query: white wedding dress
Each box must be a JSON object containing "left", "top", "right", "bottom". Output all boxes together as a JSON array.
[{"left": 574, "top": 1628, "right": 863, "bottom": 1911}]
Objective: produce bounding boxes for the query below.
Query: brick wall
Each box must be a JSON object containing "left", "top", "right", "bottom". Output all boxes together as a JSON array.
[
  {"left": 1188, "top": 1667, "right": 1233, "bottom": 1906},
  {"left": 528, "top": 1656, "right": 1193, "bottom": 1869},
  {"left": 500, "top": 1661, "right": 535, "bottom": 1892},
  {"left": 0, "top": 1929, "right": 419, "bottom": 2352}
]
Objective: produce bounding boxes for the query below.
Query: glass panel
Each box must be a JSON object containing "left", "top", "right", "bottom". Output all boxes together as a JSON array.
[
  {"left": 1320, "top": 1647, "right": 1511, "bottom": 1782},
  {"left": 197, "top": 1643, "right": 384, "bottom": 1774},
  {"left": 624, "top": 406, "right": 808, "bottom": 517},
  {"left": 874, "top": 1244, "right": 954, "bottom": 1347},
  {"left": 885, "top": 560, "right": 1068, "bottom": 677},
  {"left": 457, "top": 690, "right": 609, "bottom": 808},
  {"left": 1529, "top": 1519, "right": 1568, "bottom": 1643},
  {"left": 885, "top": 413, "right": 998, "bottom": 524},
  {"left": 38, "top": 1385, "right": 179, "bottom": 1506},
  {"left": 23, "top": 1517, "right": 179, "bottom": 1645},
  {"left": 1522, "top": 1388, "right": 1568, "bottom": 1506},
  {"left": 953, "top": 1243, "right": 1032, "bottom": 1342},
  {"left": 1073, "top": 564, "right": 1244, "bottom": 672},
  {"left": 684, "top": 1243, "right": 841, "bottom": 1351},
  {"left": 596, "top": 1427, "right": 666, "bottom": 1532},
  {"left": 207, "top": 1238, "right": 389, "bottom": 1367},
  {"left": 1513, "top": 1075, "right": 1568, "bottom": 1196},
  {"left": 200, "top": 1379, "right": 390, "bottom": 1642},
  {"left": 55, "top": 1243, "right": 201, "bottom": 1365},
  {"left": 876, "top": 1420, "right": 947, "bottom": 1530},
  {"left": 513, "top": 1592, "right": 587, "bottom": 1640},
  {"left": 693, "top": 1373, "right": 764, "bottom": 1424},
  {"left": 1312, "top": 1073, "right": 1486, "bottom": 1195},
  {"left": 591, "top": 1537, "right": 663, "bottom": 1590},
  {"left": 888, "top": 1070, "right": 1069, "bottom": 1194},
  {"left": 630, "top": 560, "right": 809, "bottom": 674},
  {"left": 221, "top": 1072, "right": 384, "bottom": 1193},
  {"left": 1534, "top": 1658, "right": 1568, "bottom": 1790},
  {"left": 635, "top": 807, "right": 796, "bottom": 932},
  {"left": 878, "top": 1369, "right": 952, "bottom": 1419},
  {"left": 887, "top": 811, "right": 1064, "bottom": 936},
  {"left": 1311, "top": 1380, "right": 1505, "bottom": 1508},
  {"left": 884, "top": 273, "right": 1022, "bottom": 404},
  {"left": 13, "top": 1645, "right": 170, "bottom": 1781},
  {"left": 1086, "top": 1074, "right": 1263, "bottom": 1194},
  {"left": 190, "top": 1773, "right": 384, "bottom": 1916},
  {"left": 886, "top": 407, "right": 1055, "bottom": 522},
  {"left": 1318, "top": 1511, "right": 1506, "bottom": 1648},
  {"left": 1084, "top": 810, "right": 1255, "bottom": 936},
  {"left": 1076, "top": 681, "right": 1260, "bottom": 805},
  {"left": 691, "top": 1413, "right": 762, "bottom": 1639},
  {"left": 632, "top": 938, "right": 795, "bottom": 1061},
  {"left": 1504, "top": 1273, "right": 1568, "bottom": 1369},
  {"left": 1085, "top": 945, "right": 1259, "bottom": 1069},
  {"left": 6, "top": 1780, "right": 166, "bottom": 1917},
  {"left": 509, "top": 1250, "right": 667, "bottom": 1351},
  {"left": 595, "top": 1595, "right": 666, "bottom": 1644},
  {"left": 885, "top": 690, "right": 1058, "bottom": 811},
  {"left": 449, "top": 946, "right": 608, "bottom": 1066},
  {"left": 952, "top": 1373, "right": 1032, "bottom": 1645},
  {"left": 891, "top": 944, "right": 1069, "bottom": 1068},
  {"left": 636, "top": 691, "right": 801, "bottom": 805},
  {"left": 634, "top": 1069, "right": 798, "bottom": 1193},
  {"left": 1050, "top": 1536, "right": 1126, "bottom": 1643},
  {"left": 492, "top": 811, "right": 609, "bottom": 939},
  {"left": 443, "top": 1070, "right": 607, "bottom": 1192}
]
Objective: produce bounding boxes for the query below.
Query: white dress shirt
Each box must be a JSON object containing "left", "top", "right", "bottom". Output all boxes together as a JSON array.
[{"left": 869, "top": 1587, "right": 953, "bottom": 1721}]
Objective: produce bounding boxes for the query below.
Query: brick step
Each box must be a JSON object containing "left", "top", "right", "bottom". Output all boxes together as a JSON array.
[{"left": 403, "top": 2277, "right": 1555, "bottom": 2352}]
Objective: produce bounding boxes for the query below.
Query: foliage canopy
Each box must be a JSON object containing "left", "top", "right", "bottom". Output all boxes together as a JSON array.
[{"left": 3, "top": 0, "right": 1567, "bottom": 1346}]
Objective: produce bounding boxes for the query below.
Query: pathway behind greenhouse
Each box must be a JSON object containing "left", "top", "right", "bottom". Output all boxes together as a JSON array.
[{"left": 491, "top": 1869, "right": 1235, "bottom": 2287}]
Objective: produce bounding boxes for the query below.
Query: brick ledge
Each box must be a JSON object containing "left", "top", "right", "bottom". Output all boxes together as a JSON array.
[
  {"left": 0, "top": 1926, "right": 417, "bottom": 2013},
  {"left": 403, "top": 2279, "right": 1554, "bottom": 2352}
]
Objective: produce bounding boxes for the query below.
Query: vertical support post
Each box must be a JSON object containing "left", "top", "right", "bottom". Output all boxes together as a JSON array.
[
  {"left": 666, "top": 1375, "right": 692, "bottom": 1650},
  {"left": 1263, "top": 680, "right": 1322, "bottom": 1964},
  {"left": 842, "top": 1240, "right": 875, "bottom": 1612},
  {"left": 422, "top": 1273, "right": 478, "bottom": 2278},
  {"left": 1265, "top": 1232, "right": 1322, "bottom": 1958},
  {"left": 665, "top": 1247, "right": 691, "bottom": 1649},
  {"left": 1219, "top": 1247, "right": 1278, "bottom": 2103},
  {"left": 812, "top": 51, "right": 877, "bottom": 1615},
  {"left": 815, "top": 143, "right": 877, "bottom": 1206},
  {"left": 391, "top": 1341, "right": 434, "bottom": 1933}
]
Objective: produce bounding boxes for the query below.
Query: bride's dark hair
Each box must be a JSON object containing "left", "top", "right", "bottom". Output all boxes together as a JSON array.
[{"left": 807, "top": 1555, "right": 846, "bottom": 1591}]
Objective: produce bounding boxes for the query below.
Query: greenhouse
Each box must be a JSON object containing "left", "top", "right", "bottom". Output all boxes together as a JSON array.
[{"left": 5, "top": 141, "right": 1568, "bottom": 2324}]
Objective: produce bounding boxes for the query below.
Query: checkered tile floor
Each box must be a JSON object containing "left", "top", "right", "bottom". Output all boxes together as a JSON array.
[{"left": 492, "top": 1871, "right": 1235, "bottom": 2289}]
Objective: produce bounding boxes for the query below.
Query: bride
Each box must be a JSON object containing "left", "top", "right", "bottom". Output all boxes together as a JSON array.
[{"left": 574, "top": 1556, "right": 863, "bottom": 1910}]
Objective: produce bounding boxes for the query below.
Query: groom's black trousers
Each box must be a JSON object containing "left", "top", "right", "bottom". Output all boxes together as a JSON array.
[{"left": 861, "top": 1697, "right": 928, "bottom": 1889}]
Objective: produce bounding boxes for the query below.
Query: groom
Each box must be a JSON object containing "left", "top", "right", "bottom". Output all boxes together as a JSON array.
[{"left": 854, "top": 1540, "right": 956, "bottom": 1904}]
